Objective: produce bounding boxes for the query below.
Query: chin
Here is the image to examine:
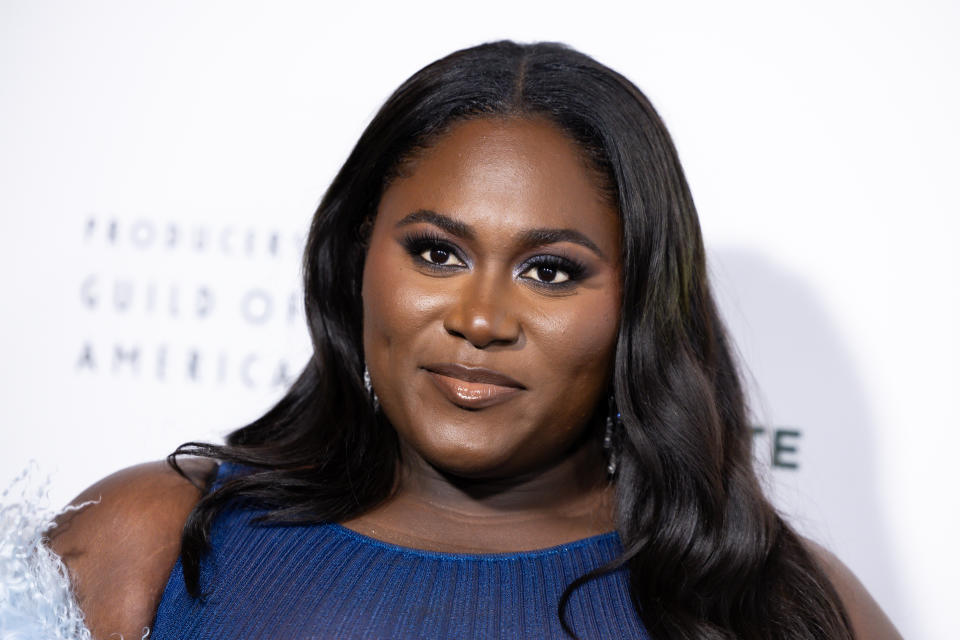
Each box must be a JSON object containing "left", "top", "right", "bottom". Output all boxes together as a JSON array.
[{"left": 413, "top": 433, "right": 523, "bottom": 480}]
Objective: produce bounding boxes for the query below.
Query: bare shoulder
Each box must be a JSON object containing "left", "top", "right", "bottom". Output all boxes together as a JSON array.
[
  {"left": 46, "top": 458, "right": 218, "bottom": 640},
  {"left": 804, "top": 538, "right": 903, "bottom": 640}
]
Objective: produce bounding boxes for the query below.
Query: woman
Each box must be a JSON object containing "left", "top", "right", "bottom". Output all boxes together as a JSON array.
[{"left": 47, "top": 41, "right": 900, "bottom": 639}]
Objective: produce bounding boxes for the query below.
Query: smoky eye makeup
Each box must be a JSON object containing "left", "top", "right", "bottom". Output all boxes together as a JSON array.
[
  {"left": 400, "top": 230, "right": 468, "bottom": 270},
  {"left": 398, "top": 229, "right": 591, "bottom": 288},
  {"left": 516, "top": 253, "right": 587, "bottom": 287}
]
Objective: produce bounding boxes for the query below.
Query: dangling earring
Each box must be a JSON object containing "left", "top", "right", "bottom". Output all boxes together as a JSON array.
[
  {"left": 363, "top": 364, "right": 380, "bottom": 412},
  {"left": 603, "top": 394, "right": 620, "bottom": 477}
]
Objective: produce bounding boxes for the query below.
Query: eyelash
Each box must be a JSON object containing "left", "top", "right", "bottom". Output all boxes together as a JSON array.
[{"left": 400, "top": 231, "right": 588, "bottom": 288}]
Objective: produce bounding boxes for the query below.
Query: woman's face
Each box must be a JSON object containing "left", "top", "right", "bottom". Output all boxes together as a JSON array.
[{"left": 362, "top": 117, "right": 622, "bottom": 480}]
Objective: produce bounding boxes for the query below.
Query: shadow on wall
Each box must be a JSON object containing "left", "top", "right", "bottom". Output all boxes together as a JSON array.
[{"left": 708, "top": 246, "right": 906, "bottom": 627}]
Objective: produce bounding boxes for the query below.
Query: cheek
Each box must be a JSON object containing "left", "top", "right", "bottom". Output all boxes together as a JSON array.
[
  {"left": 570, "top": 302, "right": 618, "bottom": 361},
  {"left": 530, "top": 291, "right": 620, "bottom": 407},
  {"left": 361, "top": 246, "right": 444, "bottom": 362},
  {"left": 363, "top": 249, "right": 405, "bottom": 348}
]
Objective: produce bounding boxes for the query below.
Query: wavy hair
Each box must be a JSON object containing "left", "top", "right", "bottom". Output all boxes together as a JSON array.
[{"left": 171, "top": 40, "right": 853, "bottom": 639}]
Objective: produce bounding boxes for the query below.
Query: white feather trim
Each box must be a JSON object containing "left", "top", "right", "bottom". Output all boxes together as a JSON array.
[{"left": 0, "top": 463, "right": 149, "bottom": 640}]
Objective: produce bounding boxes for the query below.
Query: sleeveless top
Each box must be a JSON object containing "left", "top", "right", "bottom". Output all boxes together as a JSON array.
[{"left": 150, "top": 464, "right": 649, "bottom": 639}]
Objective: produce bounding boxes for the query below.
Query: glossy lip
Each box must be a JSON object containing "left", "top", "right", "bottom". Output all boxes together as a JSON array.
[{"left": 422, "top": 363, "right": 525, "bottom": 410}]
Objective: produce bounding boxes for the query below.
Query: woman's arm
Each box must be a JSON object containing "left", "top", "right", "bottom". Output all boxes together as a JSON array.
[
  {"left": 806, "top": 539, "right": 903, "bottom": 640},
  {"left": 45, "top": 458, "right": 215, "bottom": 640}
]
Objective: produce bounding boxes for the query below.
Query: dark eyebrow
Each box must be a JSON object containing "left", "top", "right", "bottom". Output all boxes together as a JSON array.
[
  {"left": 396, "top": 209, "right": 475, "bottom": 240},
  {"left": 518, "top": 228, "right": 604, "bottom": 259},
  {"left": 395, "top": 209, "right": 606, "bottom": 259}
]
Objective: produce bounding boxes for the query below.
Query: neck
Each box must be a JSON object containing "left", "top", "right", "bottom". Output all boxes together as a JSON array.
[
  {"left": 339, "top": 433, "right": 616, "bottom": 553},
  {"left": 394, "top": 435, "right": 610, "bottom": 518}
]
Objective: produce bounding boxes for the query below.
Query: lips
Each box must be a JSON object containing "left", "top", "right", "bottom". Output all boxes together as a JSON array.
[{"left": 422, "top": 363, "right": 525, "bottom": 409}]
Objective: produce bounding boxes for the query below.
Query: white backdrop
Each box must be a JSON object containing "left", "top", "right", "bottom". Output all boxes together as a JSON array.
[{"left": 2, "top": 1, "right": 957, "bottom": 638}]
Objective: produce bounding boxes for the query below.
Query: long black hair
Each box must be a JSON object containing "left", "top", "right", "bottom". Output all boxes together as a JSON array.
[{"left": 171, "top": 40, "right": 853, "bottom": 639}]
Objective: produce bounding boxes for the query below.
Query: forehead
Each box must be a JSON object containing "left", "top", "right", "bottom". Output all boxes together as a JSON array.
[{"left": 378, "top": 117, "right": 620, "bottom": 251}]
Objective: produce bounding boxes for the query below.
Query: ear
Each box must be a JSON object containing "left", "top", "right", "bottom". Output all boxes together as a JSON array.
[{"left": 356, "top": 213, "right": 376, "bottom": 248}]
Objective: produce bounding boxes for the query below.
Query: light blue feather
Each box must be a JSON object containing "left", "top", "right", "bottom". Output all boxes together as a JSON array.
[{"left": 0, "top": 464, "right": 96, "bottom": 640}]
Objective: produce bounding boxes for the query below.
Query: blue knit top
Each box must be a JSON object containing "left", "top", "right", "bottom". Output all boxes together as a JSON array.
[{"left": 150, "top": 464, "right": 648, "bottom": 639}]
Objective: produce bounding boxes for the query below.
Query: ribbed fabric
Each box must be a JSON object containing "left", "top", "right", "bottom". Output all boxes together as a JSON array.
[{"left": 150, "top": 465, "right": 648, "bottom": 639}]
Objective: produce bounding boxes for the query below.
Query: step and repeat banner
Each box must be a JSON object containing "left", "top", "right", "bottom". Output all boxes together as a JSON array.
[{"left": 2, "top": 2, "right": 957, "bottom": 638}]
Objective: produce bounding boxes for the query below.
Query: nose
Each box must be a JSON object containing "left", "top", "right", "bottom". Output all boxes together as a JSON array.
[{"left": 443, "top": 272, "right": 521, "bottom": 349}]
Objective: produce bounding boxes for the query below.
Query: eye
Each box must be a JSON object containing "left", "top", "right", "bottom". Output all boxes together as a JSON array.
[
  {"left": 518, "top": 255, "right": 586, "bottom": 287},
  {"left": 401, "top": 231, "right": 467, "bottom": 270},
  {"left": 519, "top": 263, "right": 571, "bottom": 284},
  {"left": 419, "top": 246, "right": 465, "bottom": 267}
]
